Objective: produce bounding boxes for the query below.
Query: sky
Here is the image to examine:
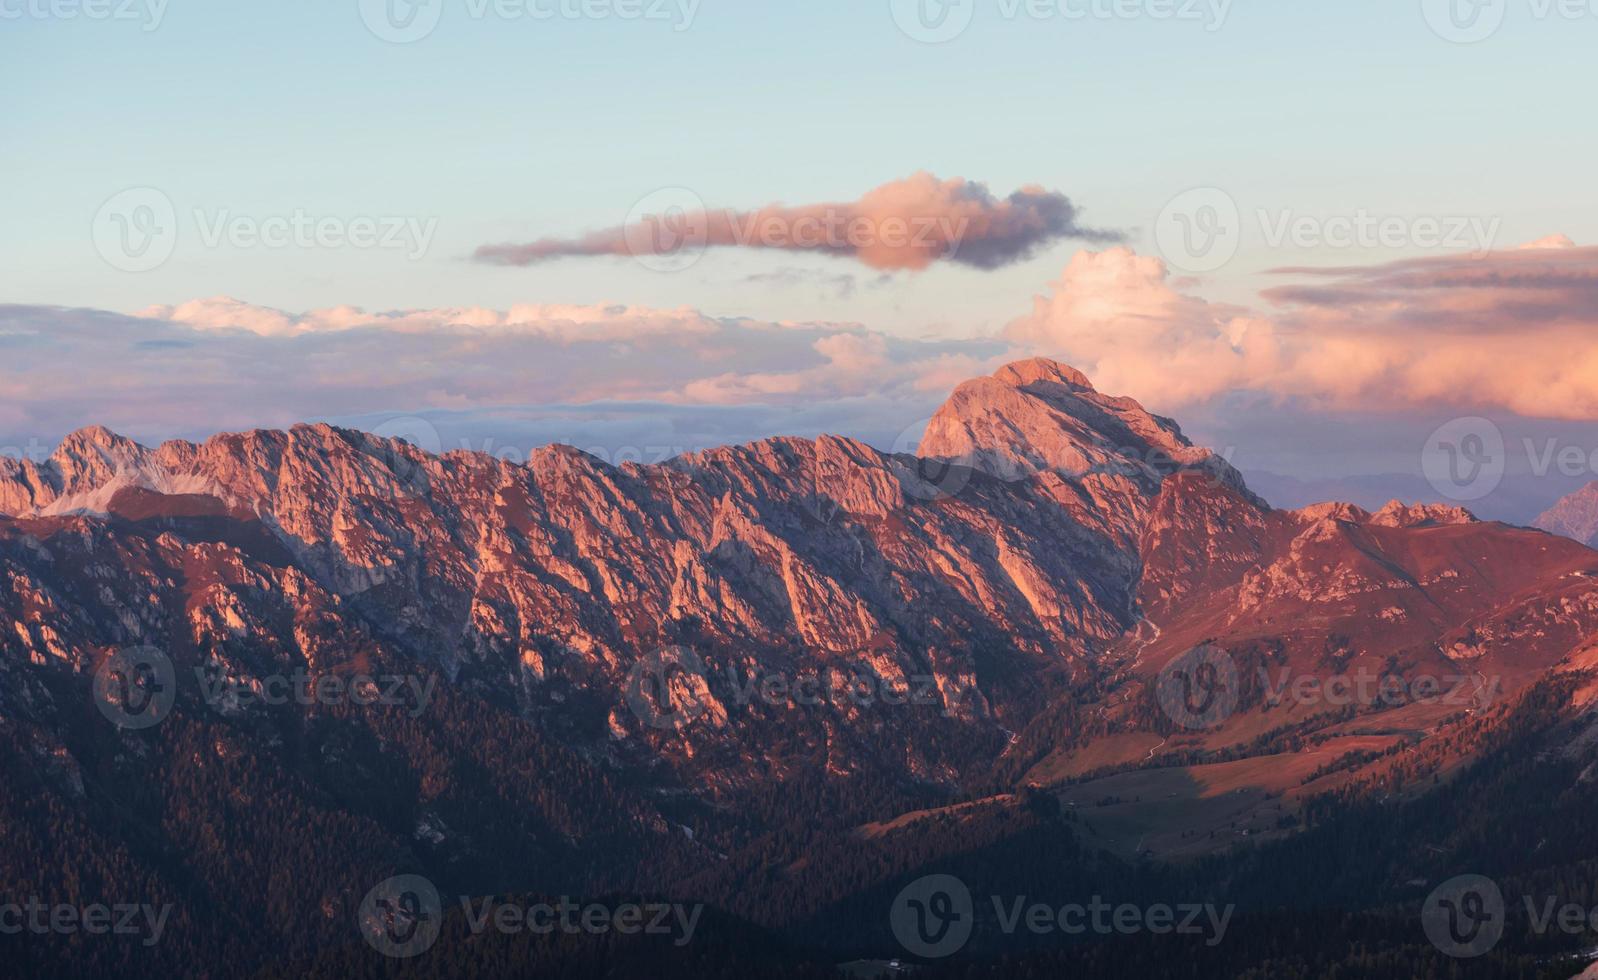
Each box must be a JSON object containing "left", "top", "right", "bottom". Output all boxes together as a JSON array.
[{"left": 4, "top": 0, "right": 1598, "bottom": 523}]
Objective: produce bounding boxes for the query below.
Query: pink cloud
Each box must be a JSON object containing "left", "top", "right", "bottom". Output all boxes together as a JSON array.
[
  {"left": 139, "top": 297, "right": 722, "bottom": 342},
  {"left": 472, "top": 172, "right": 1119, "bottom": 272},
  {"left": 0, "top": 299, "right": 1004, "bottom": 452},
  {"left": 673, "top": 330, "right": 987, "bottom": 405},
  {"left": 1003, "top": 246, "right": 1279, "bottom": 406},
  {"left": 1004, "top": 238, "right": 1598, "bottom": 420}
]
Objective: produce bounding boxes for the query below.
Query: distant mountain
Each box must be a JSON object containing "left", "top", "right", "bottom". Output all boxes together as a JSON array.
[
  {"left": 7, "top": 360, "right": 1598, "bottom": 977},
  {"left": 1243, "top": 467, "right": 1587, "bottom": 527},
  {"left": 1537, "top": 480, "right": 1598, "bottom": 546}
]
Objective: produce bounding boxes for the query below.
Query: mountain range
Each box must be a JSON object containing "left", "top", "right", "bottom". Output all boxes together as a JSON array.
[{"left": 6, "top": 359, "right": 1598, "bottom": 978}]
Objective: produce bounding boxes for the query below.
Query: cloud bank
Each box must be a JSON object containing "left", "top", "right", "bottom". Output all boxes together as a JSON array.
[
  {"left": 1005, "top": 237, "right": 1598, "bottom": 420},
  {"left": 7, "top": 233, "right": 1598, "bottom": 497},
  {"left": 0, "top": 299, "right": 1003, "bottom": 457},
  {"left": 473, "top": 172, "right": 1120, "bottom": 272}
]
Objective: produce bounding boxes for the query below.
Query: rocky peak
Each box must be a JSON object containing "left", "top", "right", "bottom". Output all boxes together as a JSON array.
[
  {"left": 992, "top": 357, "right": 1095, "bottom": 390},
  {"left": 0, "top": 426, "right": 160, "bottom": 515},
  {"left": 1292, "top": 499, "right": 1478, "bottom": 529},
  {"left": 918, "top": 358, "right": 1220, "bottom": 490},
  {"left": 1369, "top": 499, "right": 1477, "bottom": 528}
]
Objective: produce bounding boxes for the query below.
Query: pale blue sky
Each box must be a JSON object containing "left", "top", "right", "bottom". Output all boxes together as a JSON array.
[
  {"left": 5, "top": 0, "right": 1595, "bottom": 332},
  {"left": 5, "top": 0, "right": 1598, "bottom": 525}
]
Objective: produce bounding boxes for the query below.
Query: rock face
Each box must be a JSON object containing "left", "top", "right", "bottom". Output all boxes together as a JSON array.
[{"left": 1536, "top": 481, "right": 1598, "bottom": 546}]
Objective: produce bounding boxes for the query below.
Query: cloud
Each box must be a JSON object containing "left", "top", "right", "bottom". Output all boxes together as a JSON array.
[
  {"left": 1004, "top": 238, "right": 1598, "bottom": 420},
  {"left": 1518, "top": 234, "right": 1577, "bottom": 250},
  {"left": 472, "top": 172, "right": 1119, "bottom": 272},
  {"left": 1259, "top": 240, "right": 1598, "bottom": 418},
  {"left": 0, "top": 299, "right": 1003, "bottom": 456},
  {"left": 1003, "top": 246, "right": 1280, "bottom": 405},
  {"left": 672, "top": 330, "right": 999, "bottom": 407},
  {"left": 139, "top": 296, "right": 723, "bottom": 342}
]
